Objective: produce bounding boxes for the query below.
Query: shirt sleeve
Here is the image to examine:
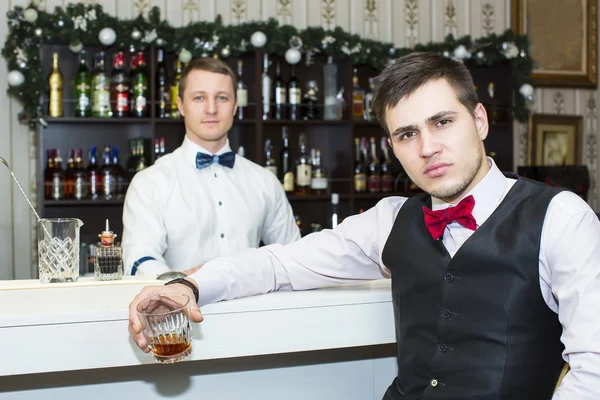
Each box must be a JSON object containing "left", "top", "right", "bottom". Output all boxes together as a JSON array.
[
  {"left": 260, "top": 173, "right": 301, "bottom": 245},
  {"left": 122, "top": 170, "right": 170, "bottom": 276},
  {"left": 539, "top": 192, "right": 600, "bottom": 399},
  {"left": 191, "top": 197, "right": 403, "bottom": 306}
]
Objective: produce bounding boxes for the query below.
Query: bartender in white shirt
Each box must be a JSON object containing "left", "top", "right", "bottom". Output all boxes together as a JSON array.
[
  {"left": 129, "top": 52, "right": 600, "bottom": 399},
  {"left": 122, "top": 57, "right": 300, "bottom": 276}
]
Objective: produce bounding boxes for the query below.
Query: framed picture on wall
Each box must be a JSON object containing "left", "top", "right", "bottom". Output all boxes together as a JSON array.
[
  {"left": 529, "top": 114, "right": 583, "bottom": 166},
  {"left": 511, "top": 0, "right": 598, "bottom": 87}
]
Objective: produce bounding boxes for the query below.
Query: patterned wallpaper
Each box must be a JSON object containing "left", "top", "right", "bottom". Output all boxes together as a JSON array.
[{"left": 0, "top": 0, "right": 598, "bottom": 278}]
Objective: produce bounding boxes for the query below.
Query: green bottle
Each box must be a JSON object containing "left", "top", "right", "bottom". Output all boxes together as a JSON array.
[
  {"left": 74, "top": 50, "right": 91, "bottom": 117},
  {"left": 132, "top": 51, "right": 149, "bottom": 118},
  {"left": 91, "top": 52, "right": 112, "bottom": 117}
]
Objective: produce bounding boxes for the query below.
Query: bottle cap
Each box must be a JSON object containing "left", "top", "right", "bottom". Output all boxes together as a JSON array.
[
  {"left": 99, "top": 218, "right": 117, "bottom": 247},
  {"left": 331, "top": 193, "right": 339, "bottom": 204}
]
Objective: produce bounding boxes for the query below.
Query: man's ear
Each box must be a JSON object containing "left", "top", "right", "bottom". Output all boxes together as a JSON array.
[{"left": 473, "top": 103, "right": 489, "bottom": 141}]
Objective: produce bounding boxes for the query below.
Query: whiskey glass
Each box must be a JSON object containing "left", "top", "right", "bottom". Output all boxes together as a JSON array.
[{"left": 136, "top": 293, "right": 193, "bottom": 364}]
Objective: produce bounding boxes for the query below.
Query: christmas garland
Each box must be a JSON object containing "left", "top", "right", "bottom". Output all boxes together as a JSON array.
[{"left": 2, "top": 3, "right": 535, "bottom": 128}]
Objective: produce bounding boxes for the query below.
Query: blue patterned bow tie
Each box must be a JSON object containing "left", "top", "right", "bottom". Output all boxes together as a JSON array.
[{"left": 195, "top": 151, "right": 236, "bottom": 170}]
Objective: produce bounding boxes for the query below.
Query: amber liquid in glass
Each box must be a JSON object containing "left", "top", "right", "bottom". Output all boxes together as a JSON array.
[{"left": 152, "top": 333, "right": 191, "bottom": 357}]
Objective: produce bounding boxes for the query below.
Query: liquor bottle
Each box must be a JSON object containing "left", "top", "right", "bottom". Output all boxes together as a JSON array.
[
  {"left": 170, "top": 59, "right": 183, "bottom": 118},
  {"left": 73, "top": 148, "right": 89, "bottom": 200},
  {"left": 295, "top": 133, "right": 312, "bottom": 195},
  {"left": 236, "top": 59, "right": 248, "bottom": 120},
  {"left": 156, "top": 49, "right": 170, "bottom": 118},
  {"left": 273, "top": 61, "right": 286, "bottom": 120},
  {"left": 126, "top": 139, "right": 139, "bottom": 181},
  {"left": 136, "top": 139, "right": 147, "bottom": 173},
  {"left": 98, "top": 146, "right": 116, "bottom": 199},
  {"left": 310, "top": 148, "right": 328, "bottom": 195},
  {"left": 264, "top": 139, "right": 277, "bottom": 176},
  {"left": 280, "top": 127, "right": 293, "bottom": 191},
  {"left": 367, "top": 136, "right": 381, "bottom": 192},
  {"left": 91, "top": 52, "right": 111, "bottom": 118},
  {"left": 73, "top": 50, "right": 91, "bottom": 117},
  {"left": 330, "top": 193, "right": 339, "bottom": 229},
  {"left": 110, "top": 52, "right": 129, "bottom": 117},
  {"left": 302, "top": 80, "right": 320, "bottom": 120},
  {"left": 112, "top": 146, "right": 127, "bottom": 196},
  {"left": 128, "top": 52, "right": 137, "bottom": 113},
  {"left": 64, "top": 149, "right": 76, "bottom": 198},
  {"left": 364, "top": 77, "right": 375, "bottom": 120},
  {"left": 48, "top": 52, "right": 64, "bottom": 117},
  {"left": 353, "top": 137, "right": 367, "bottom": 192},
  {"left": 323, "top": 56, "right": 338, "bottom": 120},
  {"left": 261, "top": 54, "right": 271, "bottom": 120},
  {"left": 132, "top": 51, "right": 149, "bottom": 117},
  {"left": 288, "top": 65, "right": 301, "bottom": 121},
  {"left": 159, "top": 137, "right": 166, "bottom": 158},
  {"left": 380, "top": 137, "right": 394, "bottom": 193},
  {"left": 50, "top": 149, "right": 65, "bottom": 200},
  {"left": 154, "top": 138, "right": 160, "bottom": 160},
  {"left": 44, "top": 149, "right": 56, "bottom": 199},
  {"left": 351, "top": 68, "right": 365, "bottom": 119},
  {"left": 87, "top": 146, "right": 100, "bottom": 200}
]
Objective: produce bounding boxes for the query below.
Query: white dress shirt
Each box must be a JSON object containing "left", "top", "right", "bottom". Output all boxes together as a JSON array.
[
  {"left": 192, "top": 158, "right": 600, "bottom": 399},
  {"left": 122, "top": 136, "right": 300, "bottom": 276}
]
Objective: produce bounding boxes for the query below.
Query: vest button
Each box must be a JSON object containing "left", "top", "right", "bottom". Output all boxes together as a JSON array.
[
  {"left": 437, "top": 344, "right": 448, "bottom": 352},
  {"left": 441, "top": 309, "right": 451, "bottom": 318},
  {"left": 444, "top": 273, "right": 454, "bottom": 283},
  {"left": 430, "top": 379, "right": 438, "bottom": 387}
]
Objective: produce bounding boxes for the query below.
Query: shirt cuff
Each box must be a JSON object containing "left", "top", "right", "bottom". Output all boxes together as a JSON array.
[
  {"left": 190, "top": 265, "right": 226, "bottom": 306},
  {"left": 133, "top": 260, "right": 171, "bottom": 277}
]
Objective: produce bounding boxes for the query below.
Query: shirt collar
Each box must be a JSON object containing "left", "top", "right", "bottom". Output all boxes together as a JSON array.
[
  {"left": 181, "top": 135, "right": 233, "bottom": 169},
  {"left": 431, "top": 157, "right": 509, "bottom": 226}
]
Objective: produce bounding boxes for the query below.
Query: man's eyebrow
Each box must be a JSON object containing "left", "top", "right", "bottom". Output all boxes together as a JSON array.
[{"left": 390, "top": 111, "right": 458, "bottom": 137}]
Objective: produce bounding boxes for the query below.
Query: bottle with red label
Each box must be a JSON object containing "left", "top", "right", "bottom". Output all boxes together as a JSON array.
[{"left": 110, "top": 51, "right": 129, "bottom": 118}]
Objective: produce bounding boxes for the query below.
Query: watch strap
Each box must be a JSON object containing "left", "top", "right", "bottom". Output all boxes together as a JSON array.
[{"left": 164, "top": 278, "right": 199, "bottom": 304}]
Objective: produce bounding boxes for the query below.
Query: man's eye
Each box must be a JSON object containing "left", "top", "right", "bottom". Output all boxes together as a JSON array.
[
  {"left": 399, "top": 131, "right": 417, "bottom": 140},
  {"left": 218, "top": 96, "right": 228, "bottom": 101},
  {"left": 194, "top": 96, "right": 204, "bottom": 101},
  {"left": 437, "top": 119, "right": 451, "bottom": 127}
]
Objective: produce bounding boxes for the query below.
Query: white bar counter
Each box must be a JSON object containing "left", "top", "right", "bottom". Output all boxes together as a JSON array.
[{"left": 0, "top": 277, "right": 397, "bottom": 400}]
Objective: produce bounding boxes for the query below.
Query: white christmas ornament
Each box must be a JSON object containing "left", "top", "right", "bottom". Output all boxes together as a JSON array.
[
  {"left": 250, "top": 31, "right": 267, "bottom": 48},
  {"left": 131, "top": 29, "right": 142, "bottom": 41},
  {"left": 285, "top": 48, "right": 301, "bottom": 65},
  {"left": 221, "top": 47, "right": 231, "bottom": 58},
  {"left": 179, "top": 48, "right": 192, "bottom": 63},
  {"left": 69, "top": 40, "right": 83, "bottom": 53},
  {"left": 519, "top": 83, "right": 534, "bottom": 98},
  {"left": 23, "top": 8, "right": 38, "bottom": 23},
  {"left": 453, "top": 45, "right": 470, "bottom": 60},
  {"left": 8, "top": 70, "right": 25, "bottom": 86},
  {"left": 98, "top": 27, "right": 117, "bottom": 46}
]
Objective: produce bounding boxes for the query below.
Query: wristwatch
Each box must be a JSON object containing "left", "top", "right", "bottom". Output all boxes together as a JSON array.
[{"left": 164, "top": 278, "right": 199, "bottom": 304}]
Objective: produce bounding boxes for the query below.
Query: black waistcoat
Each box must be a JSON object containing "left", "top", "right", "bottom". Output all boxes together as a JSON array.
[{"left": 381, "top": 177, "right": 564, "bottom": 400}]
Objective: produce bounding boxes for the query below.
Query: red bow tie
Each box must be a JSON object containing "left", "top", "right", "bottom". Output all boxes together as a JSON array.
[{"left": 422, "top": 195, "right": 477, "bottom": 240}]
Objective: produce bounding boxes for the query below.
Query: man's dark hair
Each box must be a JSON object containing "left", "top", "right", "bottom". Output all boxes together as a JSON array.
[
  {"left": 178, "top": 57, "right": 237, "bottom": 100},
  {"left": 371, "top": 52, "right": 479, "bottom": 133}
]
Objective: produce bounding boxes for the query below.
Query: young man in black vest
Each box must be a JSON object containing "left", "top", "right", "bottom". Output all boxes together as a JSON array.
[{"left": 129, "top": 52, "right": 600, "bottom": 399}]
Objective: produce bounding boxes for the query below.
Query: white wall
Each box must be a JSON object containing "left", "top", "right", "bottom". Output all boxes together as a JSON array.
[{"left": 1, "top": 0, "right": 597, "bottom": 279}]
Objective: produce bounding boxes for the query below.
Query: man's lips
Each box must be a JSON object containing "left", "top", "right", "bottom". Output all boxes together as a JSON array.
[{"left": 423, "top": 163, "right": 451, "bottom": 177}]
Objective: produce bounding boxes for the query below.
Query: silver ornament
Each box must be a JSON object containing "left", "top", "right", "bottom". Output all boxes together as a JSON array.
[
  {"left": 23, "top": 8, "right": 38, "bottom": 23},
  {"left": 289, "top": 35, "right": 303, "bottom": 50},
  {"left": 69, "top": 40, "right": 83, "bottom": 54},
  {"left": 388, "top": 48, "right": 396, "bottom": 56},
  {"left": 156, "top": 38, "right": 165, "bottom": 47},
  {"left": 34, "top": 28, "right": 42, "bottom": 37},
  {"left": 131, "top": 29, "right": 142, "bottom": 40},
  {"left": 194, "top": 37, "right": 201, "bottom": 45},
  {"left": 221, "top": 47, "right": 231, "bottom": 58},
  {"left": 57, "top": 20, "right": 64, "bottom": 27},
  {"left": 19, "top": 61, "right": 26, "bottom": 69}
]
